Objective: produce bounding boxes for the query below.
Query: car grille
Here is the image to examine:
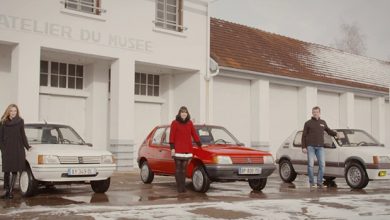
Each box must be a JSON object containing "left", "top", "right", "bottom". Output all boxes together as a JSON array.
[
  {"left": 231, "top": 156, "right": 263, "bottom": 164},
  {"left": 58, "top": 156, "right": 101, "bottom": 164}
]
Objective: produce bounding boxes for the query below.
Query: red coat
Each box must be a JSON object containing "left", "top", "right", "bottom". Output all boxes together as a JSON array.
[{"left": 169, "top": 120, "right": 200, "bottom": 153}]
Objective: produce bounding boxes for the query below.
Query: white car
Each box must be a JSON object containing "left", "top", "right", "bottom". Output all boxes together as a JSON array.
[
  {"left": 0, "top": 122, "right": 116, "bottom": 196},
  {"left": 276, "top": 129, "right": 390, "bottom": 189}
]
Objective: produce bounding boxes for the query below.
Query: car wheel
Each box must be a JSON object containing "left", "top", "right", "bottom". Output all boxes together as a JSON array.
[
  {"left": 192, "top": 166, "right": 211, "bottom": 193},
  {"left": 91, "top": 178, "right": 110, "bottom": 193},
  {"left": 19, "top": 167, "right": 38, "bottom": 197},
  {"left": 248, "top": 178, "right": 267, "bottom": 191},
  {"left": 345, "top": 162, "right": 369, "bottom": 189},
  {"left": 140, "top": 161, "right": 154, "bottom": 184},
  {"left": 279, "top": 159, "right": 297, "bottom": 183}
]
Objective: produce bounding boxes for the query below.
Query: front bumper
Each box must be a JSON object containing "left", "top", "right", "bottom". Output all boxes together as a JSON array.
[
  {"left": 205, "top": 164, "right": 276, "bottom": 181},
  {"left": 31, "top": 164, "right": 116, "bottom": 182},
  {"left": 366, "top": 168, "right": 390, "bottom": 180}
]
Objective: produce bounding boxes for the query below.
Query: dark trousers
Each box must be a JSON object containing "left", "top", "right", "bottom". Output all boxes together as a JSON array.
[
  {"left": 174, "top": 158, "right": 189, "bottom": 193},
  {"left": 2, "top": 172, "right": 17, "bottom": 199}
]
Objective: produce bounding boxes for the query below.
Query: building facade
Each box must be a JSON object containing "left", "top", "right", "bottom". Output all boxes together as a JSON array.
[{"left": 1, "top": 1, "right": 389, "bottom": 170}]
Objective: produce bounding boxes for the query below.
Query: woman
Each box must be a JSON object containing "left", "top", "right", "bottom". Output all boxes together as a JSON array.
[
  {"left": 169, "top": 106, "right": 201, "bottom": 193},
  {"left": 0, "top": 104, "right": 31, "bottom": 199}
]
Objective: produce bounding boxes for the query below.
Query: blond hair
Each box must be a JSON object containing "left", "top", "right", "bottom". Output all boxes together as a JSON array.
[{"left": 1, "top": 104, "right": 20, "bottom": 124}]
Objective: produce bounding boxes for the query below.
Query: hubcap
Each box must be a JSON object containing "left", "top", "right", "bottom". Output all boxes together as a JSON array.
[
  {"left": 192, "top": 170, "right": 204, "bottom": 190},
  {"left": 20, "top": 171, "right": 29, "bottom": 193},
  {"left": 347, "top": 166, "right": 362, "bottom": 186},
  {"left": 141, "top": 164, "right": 149, "bottom": 181},
  {"left": 281, "top": 163, "right": 291, "bottom": 179}
]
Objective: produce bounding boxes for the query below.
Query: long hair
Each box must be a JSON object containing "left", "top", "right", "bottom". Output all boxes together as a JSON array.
[
  {"left": 175, "top": 106, "right": 191, "bottom": 123},
  {"left": 1, "top": 104, "right": 20, "bottom": 124}
]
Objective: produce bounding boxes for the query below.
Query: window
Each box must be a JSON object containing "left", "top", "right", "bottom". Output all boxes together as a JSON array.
[
  {"left": 155, "top": 0, "right": 184, "bottom": 32},
  {"left": 40, "top": 60, "right": 84, "bottom": 90},
  {"left": 64, "top": 0, "right": 103, "bottom": 15},
  {"left": 293, "top": 132, "right": 303, "bottom": 147},
  {"left": 162, "top": 127, "right": 170, "bottom": 145},
  {"left": 152, "top": 127, "right": 166, "bottom": 145},
  {"left": 135, "top": 72, "right": 160, "bottom": 97}
]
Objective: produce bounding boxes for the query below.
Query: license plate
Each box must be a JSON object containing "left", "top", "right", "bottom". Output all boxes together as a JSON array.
[
  {"left": 238, "top": 167, "right": 262, "bottom": 175},
  {"left": 68, "top": 168, "right": 96, "bottom": 176}
]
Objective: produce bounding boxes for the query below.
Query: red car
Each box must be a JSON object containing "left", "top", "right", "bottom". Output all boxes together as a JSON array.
[{"left": 137, "top": 124, "right": 276, "bottom": 193}]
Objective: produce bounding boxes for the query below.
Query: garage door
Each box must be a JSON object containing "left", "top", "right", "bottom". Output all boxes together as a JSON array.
[
  {"left": 317, "top": 91, "right": 340, "bottom": 128},
  {"left": 134, "top": 102, "right": 162, "bottom": 164},
  {"left": 270, "top": 83, "right": 299, "bottom": 154},
  {"left": 39, "top": 94, "right": 86, "bottom": 137},
  {"left": 354, "top": 96, "right": 372, "bottom": 133},
  {"left": 213, "top": 76, "right": 251, "bottom": 146}
]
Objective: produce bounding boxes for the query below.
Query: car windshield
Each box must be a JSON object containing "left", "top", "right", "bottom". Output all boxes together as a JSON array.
[
  {"left": 336, "top": 130, "right": 380, "bottom": 147},
  {"left": 196, "top": 126, "right": 240, "bottom": 146},
  {"left": 25, "top": 125, "right": 86, "bottom": 145}
]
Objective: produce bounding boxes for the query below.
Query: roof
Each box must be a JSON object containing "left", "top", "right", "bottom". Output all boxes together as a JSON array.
[{"left": 210, "top": 18, "right": 390, "bottom": 93}]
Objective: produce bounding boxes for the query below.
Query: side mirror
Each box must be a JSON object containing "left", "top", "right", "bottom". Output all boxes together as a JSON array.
[
  {"left": 238, "top": 143, "right": 245, "bottom": 146},
  {"left": 86, "top": 143, "right": 93, "bottom": 147}
]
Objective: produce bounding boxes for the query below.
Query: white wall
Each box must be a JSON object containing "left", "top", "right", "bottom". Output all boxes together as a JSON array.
[
  {"left": 270, "top": 83, "right": 299, "bottom": 154},
  {"left": 213, "top": 76, "right": 251, "bottom": 146},
  {"left": 354, "top": 96, "right": 372, "bottom": 133},
  {"left": 317, "top": 90, "right": 340, "bottom": 128},
  {"left": 39, "top": 94, "right": 86, "bottom": 137},
  {"left": 0, "top": 44, "right": 16, "bottom": 112}
]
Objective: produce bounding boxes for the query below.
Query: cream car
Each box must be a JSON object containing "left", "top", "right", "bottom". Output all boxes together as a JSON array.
[
  {"left": 276, "top": 129, "right": 390, "bottom": 189},
  {"left": 0, "top": 122, "right": 116, "bottom": 197}
]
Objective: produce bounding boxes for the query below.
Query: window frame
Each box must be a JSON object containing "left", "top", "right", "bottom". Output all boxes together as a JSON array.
[
  {"left": 64, "top": 0, "right": 103, "bottom": 15},
  {"left": 134, "top": 72, "right": 160, "bottom": 97},
  {"left": 40, "top": 60, "right": 84, "bottom": 90},
  {"left": 155, "top": 0, "right": 185, "bottom": 32}
]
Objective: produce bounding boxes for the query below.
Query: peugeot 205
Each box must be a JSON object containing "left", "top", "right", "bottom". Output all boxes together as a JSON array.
[
  {"left": 138, "top": 124, "right": 276, "bottom": 193},
  {"left": 276, "top": 129, "right": 390, "bottom": 189},
  {"left": 0, "top": 122, "right": 116, "bottom": 196}
]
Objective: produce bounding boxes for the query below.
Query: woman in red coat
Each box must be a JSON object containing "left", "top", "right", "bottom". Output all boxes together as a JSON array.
[
  {"left": 0, "top": 104, "right": 31, "bottom": 199},
  {"left": 169, "top": 106, "right": 201, "bottom": 193}
]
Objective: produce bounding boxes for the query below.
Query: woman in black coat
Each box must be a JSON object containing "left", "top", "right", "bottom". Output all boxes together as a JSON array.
[{"left": 0, "top": 104, "right": 31, "bottom": 199}]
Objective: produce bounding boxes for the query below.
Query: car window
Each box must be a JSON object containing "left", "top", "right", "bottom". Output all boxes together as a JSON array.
[
  {"left": 293, "top": 132, "right": 302, "bottom": 147},
  {"left": 151, "top": 127, "right": 165, "bottom": 145},
  {"left": 162, "top": 127, "right": 170, "bottom": 146},
  {"left": 324, "top": 133, "right": 335, "bottom": 148}
]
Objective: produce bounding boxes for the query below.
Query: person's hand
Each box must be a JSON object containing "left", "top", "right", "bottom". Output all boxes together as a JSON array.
[
  {"left": 171, "top": 149, "right": 175, "bottom": 157},
  {"left": 302, "top": 148, "right": 307, "bottom": 154}
]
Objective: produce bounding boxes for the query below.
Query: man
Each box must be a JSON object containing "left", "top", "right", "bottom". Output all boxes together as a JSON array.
[{"left": 302, "top": 106, "right": 338, "bottom": 188}]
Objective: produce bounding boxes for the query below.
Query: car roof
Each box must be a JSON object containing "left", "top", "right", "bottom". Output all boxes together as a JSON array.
[
  {"left": 156, "top": 124, "right": 224, "bottom": 129},
  {"left": 296, "top": 128, "right": 366, "bottom": 132},
  {"left": 26, "top": 122, "right": 71, "bottom": 127}
]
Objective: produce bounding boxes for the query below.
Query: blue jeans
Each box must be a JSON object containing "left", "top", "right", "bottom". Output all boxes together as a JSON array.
[{"left": 307, "top": 146, "right": 325, "bottom": 185}]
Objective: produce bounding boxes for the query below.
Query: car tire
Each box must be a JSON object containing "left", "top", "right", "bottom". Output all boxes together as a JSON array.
[
  {"left": 192, "top": 166, "right": 211, "bottom": 193},
  {"left": 19, "top": 167, "right": 38, "bottom": 197},
  {"left": 279, "top": 159, "right": 297, "bottom": 183},
  {"left": 91, "top": 178, "right": 110, "bottom": 193},
  {"left": 140, "top": 161, "right": 154, "bottom": 184},
  {"left": 248, "top": 178, "right": 267, "bottom": 191},
  {"left": 345, "top": 162, "right": 369, "bottom": 189}
]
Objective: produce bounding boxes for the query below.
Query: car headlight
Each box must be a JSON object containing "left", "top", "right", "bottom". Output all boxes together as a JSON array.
[
  {"left": 263, "top": 155, "right": 274, "bottom": 164},
  {"left": 373, "top": 156, "right": 390, "bottom": 164},
  {"left": 213, "top": 156, "right": 233, "bottom": 164},
  {"left": 101, "top": 155, "right": 114, "bottom": 164},
  {"left": 38, "top": 155, "right": 60, "bottom": 164}
]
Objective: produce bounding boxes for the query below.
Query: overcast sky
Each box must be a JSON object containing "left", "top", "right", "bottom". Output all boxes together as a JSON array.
[{"left": 209, "top": 0, "right": 390, "bottom": 61}]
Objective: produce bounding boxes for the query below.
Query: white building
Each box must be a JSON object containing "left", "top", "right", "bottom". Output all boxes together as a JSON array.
[
  {"left": 1, "top": 1, "right": 389, "bottom": 170},
  {"left": 0, "top": 0, "right": 210, "bottom": 170}
]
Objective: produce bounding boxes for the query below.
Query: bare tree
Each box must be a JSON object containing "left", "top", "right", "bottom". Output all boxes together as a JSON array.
[{"left": 333, "top": 22, "right": 367, "bottom": 56}]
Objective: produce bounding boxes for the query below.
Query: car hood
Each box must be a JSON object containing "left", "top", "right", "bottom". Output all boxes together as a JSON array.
[
  {"left": 201, "top": 145, "right": 271, "bottom": 156},
  {"left": 29, "top": 144, "right": 111, "bottom": 156},
  {"left": 342, "top": 146, "right": 390, "bottom": 156}
]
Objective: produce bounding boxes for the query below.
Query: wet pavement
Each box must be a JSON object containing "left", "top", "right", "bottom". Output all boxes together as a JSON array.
[{"left": 1, "top": 170, "right": 390, "bottom": 219}]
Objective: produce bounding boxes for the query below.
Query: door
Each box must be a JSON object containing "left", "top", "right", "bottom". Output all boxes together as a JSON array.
[
  {"left": 160, "top": 127, "right": 175, "bottom": 175},
  {"left": 147, "top": 127, "right": 166, "bottom": 172},
  {"left": 324, "top": 134, "right": 340, "bottom": 177}
]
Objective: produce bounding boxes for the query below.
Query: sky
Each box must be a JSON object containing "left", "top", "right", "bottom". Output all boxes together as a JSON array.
[{"left": 209, "top": 0, "right": 390, "bottom": 61}]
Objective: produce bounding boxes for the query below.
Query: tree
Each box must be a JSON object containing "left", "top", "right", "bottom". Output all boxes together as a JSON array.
[{"left": 333, "top": 22, "right": 367, "bottom": 56}]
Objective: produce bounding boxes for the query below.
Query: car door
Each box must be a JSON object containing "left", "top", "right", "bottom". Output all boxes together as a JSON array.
[
  {"left": 324, "top": 134, "right": 340, "bottom": 177},
  {"left": 160, "top": 127, "right": 175, "bottom": 175},
  {"left": 148, "top": 127, "right": 166, "bottom": 173},
  {"left": 290, "top": 131, "right": 308, "bottom": 174}
]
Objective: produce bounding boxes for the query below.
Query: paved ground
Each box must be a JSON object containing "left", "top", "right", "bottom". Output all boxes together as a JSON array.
[{"left": 1, "top": 171, "right": 390, "bottom": 219}]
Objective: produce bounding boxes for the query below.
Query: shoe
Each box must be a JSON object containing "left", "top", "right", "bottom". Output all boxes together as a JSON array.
[
  {"left": 317, "top": 184, "right": 327, "bottom": 189},
  {"left": 310, "top": 183, "right": 317, "bottom": 188}
]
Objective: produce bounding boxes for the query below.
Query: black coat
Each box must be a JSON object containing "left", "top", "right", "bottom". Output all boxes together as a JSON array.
[{"left": 0, "top": 117, "right": 30, "bottom": 172}]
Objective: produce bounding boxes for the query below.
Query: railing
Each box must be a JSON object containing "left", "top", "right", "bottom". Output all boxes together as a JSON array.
[
  {"left": 61, "top": 0, "right": 107, "bottom": 15},
  {"left": 153, "top": 19, "right": 188, "bottom": 32}
]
